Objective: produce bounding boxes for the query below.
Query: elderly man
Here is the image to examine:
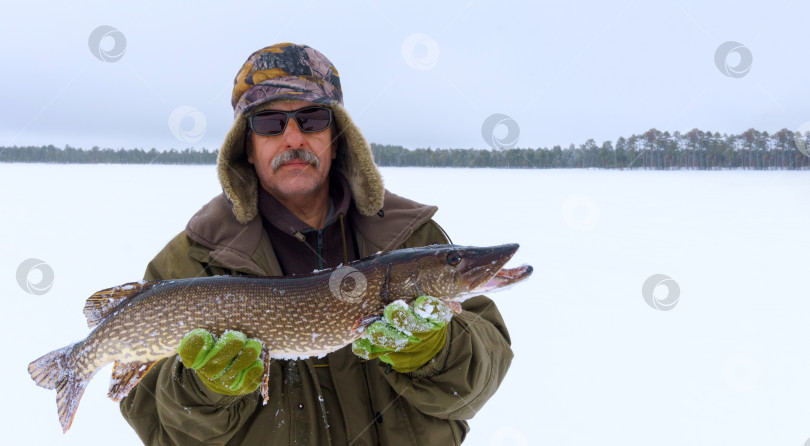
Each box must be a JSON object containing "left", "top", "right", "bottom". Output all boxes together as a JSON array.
[{"left": 119, "top": 43, "right": 513, "bottom": 445}]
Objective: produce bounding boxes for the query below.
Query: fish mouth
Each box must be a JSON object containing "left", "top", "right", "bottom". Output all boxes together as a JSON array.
[
  {"left": 460, "top": 244, "right": 533, "bottom": 294},
  {"left": 473, "top": 263, "right": 533, "bottom": 293}
]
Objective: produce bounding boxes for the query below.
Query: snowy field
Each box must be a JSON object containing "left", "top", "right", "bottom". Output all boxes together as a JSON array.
[{"left": 2, "top": 163, "right": 809, "bottom": 446}]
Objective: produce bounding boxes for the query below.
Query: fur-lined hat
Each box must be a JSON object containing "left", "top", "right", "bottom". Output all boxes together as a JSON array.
[{"left": 217, "top": 42, "right": 384, "bottom": 224}]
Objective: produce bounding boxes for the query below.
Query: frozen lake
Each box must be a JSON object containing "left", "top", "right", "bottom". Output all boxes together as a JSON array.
[{"left": 2, "top": 164, "right": 808, "bottom": 445}]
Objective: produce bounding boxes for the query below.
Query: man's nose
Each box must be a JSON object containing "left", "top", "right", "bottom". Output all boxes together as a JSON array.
[{"left": 282, "top": 117, "right": 306, "bottom": 146}]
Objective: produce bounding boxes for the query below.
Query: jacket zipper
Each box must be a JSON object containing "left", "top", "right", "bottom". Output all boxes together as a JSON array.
[{"left": 317, "top": 229, "right": 324, "bottom": 270}]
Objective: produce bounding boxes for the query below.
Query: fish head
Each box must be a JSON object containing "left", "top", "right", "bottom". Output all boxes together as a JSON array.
[{"left": 384, "top": 243, "right": 532, "bottom": 305}]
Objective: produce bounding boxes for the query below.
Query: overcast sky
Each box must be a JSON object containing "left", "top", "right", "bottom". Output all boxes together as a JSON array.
[{"left": 2, "top": 0, "right": 808, "bottom": 151}]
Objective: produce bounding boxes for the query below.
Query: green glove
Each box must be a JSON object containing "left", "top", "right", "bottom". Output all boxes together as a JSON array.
[
  {"left": 178, "top": 328, "right": 264, "bottom": 396},
  {"left": 352, "top": 296, "right": 454, "bottom": 373}
]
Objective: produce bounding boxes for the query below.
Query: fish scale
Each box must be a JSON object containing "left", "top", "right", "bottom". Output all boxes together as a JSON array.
[{"left": 28, "top": 243, "right": 532, "bottom": 433}]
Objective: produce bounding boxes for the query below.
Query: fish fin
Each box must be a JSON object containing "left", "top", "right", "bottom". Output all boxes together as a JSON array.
[
  {"left": 28, "top": 343, "right": 87, "bottom": 433},
  {"left": 380, "top": 264, "right": 392, "bottom": 304},
  {"left": 446, "top": 301, "right": 463, "bottom": 314},
  {"left": 83, "top": 280, "right": 158, "bottom": 328},
  {"left": 29, "top": 344, "right": 74, "bottom": 390},
  {"left": 351, "top": 313, "right": 384, "bottom": 334},
  {"left": 107, "top": 360, "right": 159, "bottom": 402},
  {"left": 260, "top": 347, "right": 271, "bottom": 405}
]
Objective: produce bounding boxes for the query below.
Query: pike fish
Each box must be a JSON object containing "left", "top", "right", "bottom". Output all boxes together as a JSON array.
[{"left": 29, "top": 243, "right": 532, "bottom": 432}]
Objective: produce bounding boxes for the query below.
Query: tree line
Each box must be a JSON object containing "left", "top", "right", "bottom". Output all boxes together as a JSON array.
[
  {"left": 372, "top": 128, "right": 810, "bottom": 169},
  {"left": 2, "top": 128, "right": 809, "bottom": 169},
  {"left": 0, "top": 146, "right": 217, "bottom": 164}
]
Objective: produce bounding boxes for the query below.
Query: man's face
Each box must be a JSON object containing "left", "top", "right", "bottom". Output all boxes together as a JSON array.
[{"left": 246, "top": 100, "right": 338, "bottom": 203}]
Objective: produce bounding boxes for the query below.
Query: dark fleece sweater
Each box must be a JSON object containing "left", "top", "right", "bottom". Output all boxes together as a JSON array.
[{"left": 256, "top": 171, "right": 358, "bottom": 275}]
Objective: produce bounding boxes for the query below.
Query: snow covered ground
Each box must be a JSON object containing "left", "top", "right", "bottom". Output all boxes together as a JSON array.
[{"left": 2, "top": 163, "right": 808, "bottom": 445}]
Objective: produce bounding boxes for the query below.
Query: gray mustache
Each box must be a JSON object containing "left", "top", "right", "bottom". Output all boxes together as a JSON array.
[{"left": 271, "top": 149, "right": 320, "bottom": 172}]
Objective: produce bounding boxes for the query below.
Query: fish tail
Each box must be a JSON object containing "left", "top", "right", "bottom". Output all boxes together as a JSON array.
[{"left": 28, "top": 343, "right": 88, "bottom": 433}]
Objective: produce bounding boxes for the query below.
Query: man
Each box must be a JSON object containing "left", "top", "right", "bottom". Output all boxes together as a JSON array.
[{"left": 120, "top": 42, "right": 513, "bottom": 445}]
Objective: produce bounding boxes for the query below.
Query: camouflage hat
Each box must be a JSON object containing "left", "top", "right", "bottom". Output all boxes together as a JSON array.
[{"left": 231, "top": 43, "right": 343, "bottom": 118}]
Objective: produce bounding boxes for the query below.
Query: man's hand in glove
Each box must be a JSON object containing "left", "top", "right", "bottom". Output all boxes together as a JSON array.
[
  {"left": 177, "top": 328, "right": 264, "bottom": 396},
  {"left": 352, "top": 296, "right": 455, "bottom": 373}
]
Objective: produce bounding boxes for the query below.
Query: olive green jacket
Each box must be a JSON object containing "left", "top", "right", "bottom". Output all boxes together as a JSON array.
[{"left": 119, "top": 191, "right": 513, "bottom": 445}]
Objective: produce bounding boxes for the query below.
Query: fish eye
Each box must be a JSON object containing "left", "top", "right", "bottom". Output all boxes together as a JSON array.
[{"left": 446, "top": 252, "right": 462, "bottom": 266}]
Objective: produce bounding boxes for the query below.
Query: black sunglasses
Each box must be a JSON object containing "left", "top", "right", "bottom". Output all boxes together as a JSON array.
[{"left": 248, "top": 106, "right": 333, "bottom": 136}]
